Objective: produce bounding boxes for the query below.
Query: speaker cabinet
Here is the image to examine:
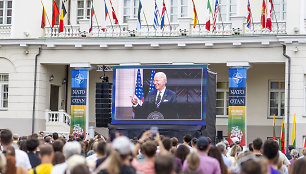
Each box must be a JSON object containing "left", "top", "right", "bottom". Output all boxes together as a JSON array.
[{"left": 96, "top": 82, "right": 112, "bottom": 127}]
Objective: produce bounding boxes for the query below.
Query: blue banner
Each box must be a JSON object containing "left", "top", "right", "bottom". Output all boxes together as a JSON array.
[{"left": 70, "top": 70, "right": 88, "bottom": 138}]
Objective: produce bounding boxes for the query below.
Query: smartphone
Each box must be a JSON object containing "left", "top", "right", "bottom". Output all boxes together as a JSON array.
[{"left": 150, "top": 127, "right": 158, "bottom": 137}]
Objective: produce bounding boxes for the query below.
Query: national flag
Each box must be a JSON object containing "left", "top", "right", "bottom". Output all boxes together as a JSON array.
[
  {"left": 135, "top": 69, "right": 144, "bottom": 106},
  {"left": 41, "top": 6, "right": 46, "bottom": 29},
  {"left": 246, "top": 0, "right": 251, "bottom": 29},
  {"left": 280, "top": 115, "right": 285, "bottom": 154},
  {"left": 261, "top": 0, "right": 266, "bottom": 29},
  {"left": 160, "top": 0, "right": 166, "bottom": 30},
  {"left": 212, "top": 0, "right": 219, "bottom": 32},
  {"left": 266, "top": 0, "right": 273, "bottom": 31},
  {"left": 89, "top": 4, "right": 95, "bottom": 33},
  {"left": 304, "top": 138, "right": 306, "bottom": 148},
  {"left": 206, "top": 0, "right": 212, "bottom": 31},
  {"left": 137, "top": 0, "right": 142, "bottom": 30},
  {"left": 109, "top": 0, "right": 118, "bottom": 24},
  {"left": 149, "top": 69, "right": 156, "bottom": 93},
  {"left": 273, "top": 114, "right": 276, "bottom": 140},
  {"left": 52, "top": 0, "right": 59, "bottom": 28},
  {"left": 101, "top": 0, "right": 108, "bottom": 32},
  {"left": 192, "top": 0, "right": 197, "bottom": 28},
  {"left": 291, "top": 114, "right": 296, "bottom": 148},
  {"left": 153, "top": 1, "right": 159, "bottom": 30},
  {"left": 59, "top": 2, "right": 67, "bottom": 33}
]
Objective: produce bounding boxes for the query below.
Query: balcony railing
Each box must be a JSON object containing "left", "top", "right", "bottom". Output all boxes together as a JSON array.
[
  {"left": 0, "top": 25, "right": 11, "bottom": 38},
  {"left": 45, "top": 110, "right": 71, "bottom": 126},
  {"left": 43, "top": 21, "right": 286, "bottom": 38}
]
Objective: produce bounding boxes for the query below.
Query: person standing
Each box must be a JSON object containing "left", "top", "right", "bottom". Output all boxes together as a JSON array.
[{"left": 28, "top": 144, "right": 54, "bottom": 174}]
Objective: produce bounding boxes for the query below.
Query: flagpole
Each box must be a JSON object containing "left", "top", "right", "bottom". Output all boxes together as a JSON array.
[
  {"left": 91, "top": 0, "right": 100, "bottom": 36},
  {"left": 105, "top": 2, "right": 114, "bottom": 36},
  {"left": 142, "top": 10, "right": 150, "bottom": 35},
  {"left": 109, "top": 0, "right": 121, "bottom": 36},
  {"left": 40, "top": 0, "right": 51, "bottom": 27},
  {"left": 271, "top": 0, "right": 279, "bottom": 34},
  {"left": 163, "top": 1, "right": 172, "bottom": 35}
]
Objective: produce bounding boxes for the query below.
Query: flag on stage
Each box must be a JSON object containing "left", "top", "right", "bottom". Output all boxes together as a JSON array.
[
  {"left": 206, "top": 0, "right": 212, "bottom": 31},
  {"left": 212, "top": 0, "right": 219, "bottom": 32},
  {"left": 102, "top": 0, "right": 108, "bottom": 32},
  {"left": 135, "top": 69, "right": 144, "bottom": 106},
  {"left": 280, "top": 115, "right": 285, "bottom": 153},
  {"left": 59, "top": 2, "right": 67, "bottom": 33},
  {"left": 153, "top": 1, "right": 159, "bottom": 30},
  {"left": 109, "top": 0, "right": 118, "bottom": 24},
  {"left": 192, "top": 0, "right": 197, "bottom": 28},
  {"left": 149, "top": 69, "right": 156, "bottom": 93},
  {"left": 261, "top": 0, "right": 266, "bottom": 29},
  {"left": 161, "top": 0, "right": 166, "bottom": 30},
  {"left": 266, "top": 0, "right": 273, "bottom": 31},
  {"left": 291, "top": 114, "right": 296, "bottom": 148},
  {"left": 52, "top": 0, "right": 59, "bottom": 28},
  {"left": 41, "top": 6, "right": 47, "bottom": 29},
  {"left": 246, "top": 0, "right": 251, "bottom": 29},
  {"left": 89, "top": 4, "right": 95, "bottom": 33},
  {"left": 273, "top": 114, "right": 276, "bottom": 140},
  {"left": 137, "top": 0, "right": 142, "bottom": 30}
]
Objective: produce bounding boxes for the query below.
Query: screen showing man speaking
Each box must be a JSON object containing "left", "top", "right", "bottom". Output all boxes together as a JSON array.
[{"left": 112, "top": 65, "right": 207, "bottom": 125}]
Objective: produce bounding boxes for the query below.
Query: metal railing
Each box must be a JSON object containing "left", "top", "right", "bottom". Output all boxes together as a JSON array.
[
  {"left": 43, "top": 22, "right": 286, "bottom": 38},
  {"left": 45, "top": 110, "right": 71, "bottom": 126},
  {"left": 0, "top": 25, "right": 11, "bottom": 38}
]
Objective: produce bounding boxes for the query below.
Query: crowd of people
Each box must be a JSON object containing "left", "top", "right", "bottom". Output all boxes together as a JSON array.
[{"left": 0, "top": 129, "right": 306, "bottom": 174}]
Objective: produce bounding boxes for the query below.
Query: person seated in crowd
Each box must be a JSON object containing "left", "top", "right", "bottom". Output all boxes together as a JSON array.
[
  {"left": 182, "top": 136, "right": 221, "bottom": 174},
  {"left": 263, "top": 139, "right": 282, "bottom": 174},
  {"left": 26, "top": 138, "right": 41, "bottom": 168},
  {"left": 95, "top": 136, "right": 136, "bottom": 174},
  {"left": 51, "top": 141, "right": 82, "bottom": 174},
  {"left": 154, "top": 155, "right": 176, "bottom": 174},
  {"left": 0, "top": 129, "right": 31, "bottom": 170},
  {"left": 208, "top": 145, "right": 227, "bottom": 174},
  {"left": 182, "top": 134, "right": 193, "bottom": 149},
  {"left": 174, "top": 143, "right": 190, "bottom": 173},
  {"left": 252, "top": 138, "right": 263, "bottom": 157},
  {"left": 29, "top": 144, "right": 54, "bottom": 174},
  {"left": 95, "top": 141, "right": 107, "bottom": 169},
  {"left": 216, "top": 142, "right": 232, "bottom": 168},
  {"left": 290, "top": 158, "right": 306, "bottom": 174}
]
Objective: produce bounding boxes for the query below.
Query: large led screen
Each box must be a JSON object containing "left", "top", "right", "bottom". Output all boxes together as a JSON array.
[{"left": 111, "top": 65, "right": 207, "bottom": 125}]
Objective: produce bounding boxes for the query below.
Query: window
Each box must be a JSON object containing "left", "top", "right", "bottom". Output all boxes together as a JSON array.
[
  {"left": 269, "top": 81, "right": 285, "bottom": 117},
  {"left": 0, "top": 0, "right": 12, "bottom": 25},
  {"left": 216, "top": 82, "right": 229, "bottom": 117},
  {"left": 123, "top": 0, "right": 139, "bottom": 23},
  {"left": 0, "top": 74, "right": 8, "bottom": 109},
  {"left": 272, "top": 0, "right": 286, "bottom": 21},
  {"left": 170, "top": 0, "right": 188, "bottom": 23},
  {"left": 218, "top": 0, "right": 237, "bottom": 22},
  {"left": 77, "top": 0, "right": 92, "bottom": 24}
]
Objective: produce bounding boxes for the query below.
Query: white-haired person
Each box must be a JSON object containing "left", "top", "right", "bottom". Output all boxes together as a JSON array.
[{"left": 51, "top": 141, "right": 82, "bottom": 174}]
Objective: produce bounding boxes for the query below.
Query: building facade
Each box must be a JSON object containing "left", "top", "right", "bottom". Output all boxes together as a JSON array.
[{"left": 0, "top": 0, "right": 306, "bottom": 148}]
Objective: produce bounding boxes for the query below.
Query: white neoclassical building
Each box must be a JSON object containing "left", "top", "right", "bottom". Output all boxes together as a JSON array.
[{"left": 0, "top": 0, "right": 306, "bottom": 148}]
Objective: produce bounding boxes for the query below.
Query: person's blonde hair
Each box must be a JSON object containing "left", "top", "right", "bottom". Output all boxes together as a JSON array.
[
  {"left": 230, "top": 145, "right": 242, "bottom": 157},
  {"left": 107, "top": 150, "right": 127, "bottom": 174},
  {"left": 186, "top": 151, "right": 200, "bottom": 171}
]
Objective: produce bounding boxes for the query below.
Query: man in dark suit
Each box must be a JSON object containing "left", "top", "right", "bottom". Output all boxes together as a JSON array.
[{"left": 131, "top": 72, "right": 177, "bottom": 119}]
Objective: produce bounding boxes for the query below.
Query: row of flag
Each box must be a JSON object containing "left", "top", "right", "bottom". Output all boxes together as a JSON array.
[
  {"left": 41, "top": 0, "right": 119, "bottom": 33},
  {"left": 41, "top": 0, "right": 277, "bottom": 33},
  {"left": 272, "top": 114, "right": 304, "bottom": 153}
]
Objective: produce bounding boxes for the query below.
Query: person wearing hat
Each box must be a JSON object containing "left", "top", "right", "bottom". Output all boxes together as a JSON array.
[
  {"left": 182, "top": 136, "right": 221, "bottom": 174},
  {"left": 94, "top": 136, "right": 136, "bottom": 174}
]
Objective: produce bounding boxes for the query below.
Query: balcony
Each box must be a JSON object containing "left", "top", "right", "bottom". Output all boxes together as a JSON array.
[
  {"left": 45, "top": 109, "right": 71, "bottom": 136},
  {"left": 43, "top": 21, "right": 285, "bottom": 38},
  {"left": 0, "top": 25, "right": 11, "bottom": 39}
]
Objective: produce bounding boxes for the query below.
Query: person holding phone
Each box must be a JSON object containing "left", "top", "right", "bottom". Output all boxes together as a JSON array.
[{"left": 131, "top": 72, "right": 178, "bottom": 119}]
